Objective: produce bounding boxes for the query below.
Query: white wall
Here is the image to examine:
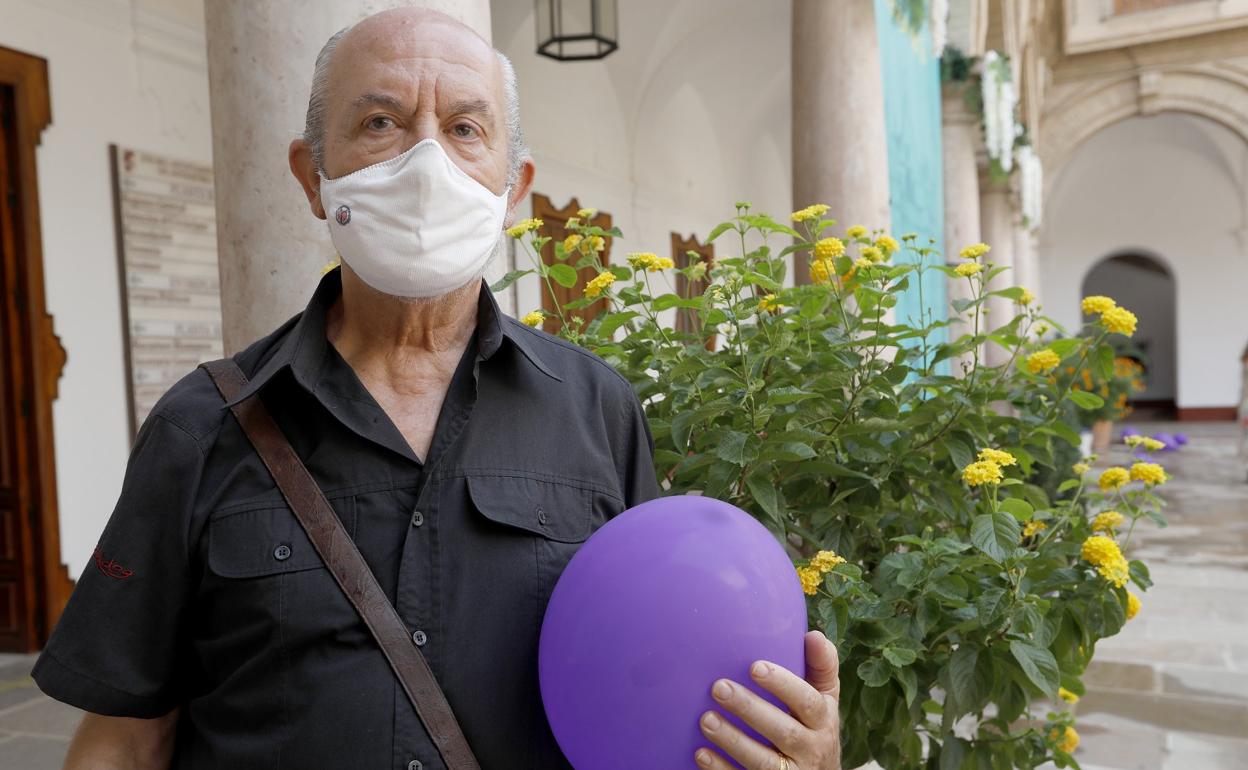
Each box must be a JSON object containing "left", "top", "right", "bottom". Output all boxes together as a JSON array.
[
  {"left": 491, "top": 0, "right": 794, "bottom": 317},
  {"left": 0, "top": 0, "right": 212, "bottom": 578},
  {"left": 1039, "top": 112, "right": 1248, "bottom": 410}
]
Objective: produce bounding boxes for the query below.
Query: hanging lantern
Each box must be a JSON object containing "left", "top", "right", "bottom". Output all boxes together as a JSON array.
[{"left": 536, "top": 0, "right": 619, "bottom": 61}]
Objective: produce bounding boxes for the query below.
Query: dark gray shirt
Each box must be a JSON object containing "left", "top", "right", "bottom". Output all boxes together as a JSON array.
[{"left": 33, "top": 269, "right": 660, "bottom": 769}]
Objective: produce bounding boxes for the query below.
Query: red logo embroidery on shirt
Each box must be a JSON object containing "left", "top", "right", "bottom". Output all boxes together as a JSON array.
[{"left": 93, "top": 547, "right": 134, "bottom": 580}]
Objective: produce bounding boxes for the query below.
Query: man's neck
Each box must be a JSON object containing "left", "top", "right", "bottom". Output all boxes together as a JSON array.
[{"left": 326, "top": 265, "right": 479, "bottom": 391}]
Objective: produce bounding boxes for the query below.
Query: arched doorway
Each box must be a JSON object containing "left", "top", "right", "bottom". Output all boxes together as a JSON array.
[{"left": 1081, "top": 253, "right": 1177, "bottom": 419}]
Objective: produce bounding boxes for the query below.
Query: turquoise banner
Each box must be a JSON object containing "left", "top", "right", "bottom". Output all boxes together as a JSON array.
[{"left": 874, "top": 0, "right": 948, "bottom": 368}]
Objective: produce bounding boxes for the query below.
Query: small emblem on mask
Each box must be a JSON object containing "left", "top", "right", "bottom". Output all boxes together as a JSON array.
[{"left": 335, "top": 205, "right": 351, "bottom": 225}]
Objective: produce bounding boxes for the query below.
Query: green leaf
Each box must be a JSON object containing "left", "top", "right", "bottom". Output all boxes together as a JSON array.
[
  {"left": 1008, "top": 639, "right": 1059, "bottom": 696},
  {"left": 715, "top": 430, "right": 751, "bottom": 466},
  {"left": 999, "top": 497, "right": 1034, "bottom": 523},
  {"left": 975, "top": 587, "right": 1008, "bottom": 626},
  {"left": 895, "top": 666, "right": 918, "bottom": 707},
  {"left": 1068, "top": 390, "right": 1105, "bottom": 410},
  {"left": 971, "top": 512, "right": 1022, "bottom": 562},
  {"left": 1047, "top": 338, "right": 1082, "bottom": 358},
  {"left": 489, "top": 268, "right": 534, "bottom": 292},
  {"left": 768, "top": 386, "right": 817, "bottom": 405},
  {"left": 548, "top": 263, "right": 578, "bottom": 288},
  {"left": 596, "top": 311, "right": 638, "bottom": 338},
  {"left": 745, "top": 472, "right": 781, "bottom": 522},
  {"left": 706, "top": 221, "right": 736, "bottom": 242},
  {"left": 883, "top": 646, "right": 918, "bottom": 667},
  {"left": 949, "top": 645, "right": 991, "bottom": 711},
  {"left": 858, "top": 658, "right": 892, "bottom": 688}
]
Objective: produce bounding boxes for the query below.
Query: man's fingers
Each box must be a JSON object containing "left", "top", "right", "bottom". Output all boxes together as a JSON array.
[
  {"left": 698, "top": 707, "right": 793, "bottom": 770},
  {"left": 707, "top": 677, "right": 809, "bottom": 755},
  {"left": 749, "top": 658, "right": 834, "bottom": 729},
  {"left": 804, "top": 630, "right": 841, "bottom": 700}
]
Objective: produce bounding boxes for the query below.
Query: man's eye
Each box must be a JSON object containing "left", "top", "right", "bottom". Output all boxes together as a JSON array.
[
  {"left": 452, "top": 123, "right": 478, "bottom": 139},
  {"left": 367, "top": 116, "right": 395, "bottom": 131}
]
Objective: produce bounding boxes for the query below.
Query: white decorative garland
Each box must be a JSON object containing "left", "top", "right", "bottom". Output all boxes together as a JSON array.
[
  {"left": 980, "top": 51, "right": 1017, "bottom": 173},
  {"left": 1016, "top": 143, "right": 1044, "bottom": 227},
  {"left": 930, "top": 0, "right": 949, "bottom": 57}
]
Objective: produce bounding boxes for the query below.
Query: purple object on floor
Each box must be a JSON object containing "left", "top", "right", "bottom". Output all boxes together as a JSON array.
[
  {"left": 1121, "top": 427, "right": 1141, "bottom": 439},
  {"left": 1174, "top": 433, "right": 1189, "bottom": 446},
  {"left": 539, "top": 496, "right": 807, "bottom": 770},
  {"left": 1154, "top": 432, "right": 1179, "bottom": 451}
]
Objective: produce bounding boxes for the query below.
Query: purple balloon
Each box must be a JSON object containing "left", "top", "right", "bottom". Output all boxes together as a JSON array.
[{"left": 539, "top": 496, "right": 807, "bottom": 769}]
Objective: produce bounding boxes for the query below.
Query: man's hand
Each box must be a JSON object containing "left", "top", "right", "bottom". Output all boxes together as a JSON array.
[{"left": 695, "top": 631, "right": 841, "bottom": 769}]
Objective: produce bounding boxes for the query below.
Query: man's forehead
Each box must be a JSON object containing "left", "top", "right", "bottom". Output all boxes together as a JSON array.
[{"left": 333, "top": 12, "right": 500, "bottom": 97}]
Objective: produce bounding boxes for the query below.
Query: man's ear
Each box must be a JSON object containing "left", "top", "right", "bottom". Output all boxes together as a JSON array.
[
  {"left": 289, "top": 138, "right": 327, "bottom": 220},
  {"left": 503, "top": 156, "right": 537, "bottom": 228}
]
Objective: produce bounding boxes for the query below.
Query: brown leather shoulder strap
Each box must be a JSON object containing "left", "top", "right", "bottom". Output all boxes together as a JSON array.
[{"left": 199, "top": 359, "right": 480, "bottom": 770}]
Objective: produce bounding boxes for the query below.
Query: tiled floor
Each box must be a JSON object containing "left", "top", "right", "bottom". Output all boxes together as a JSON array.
[{"left": 1, "top": 421, "right": 1244, "bottom": 769}]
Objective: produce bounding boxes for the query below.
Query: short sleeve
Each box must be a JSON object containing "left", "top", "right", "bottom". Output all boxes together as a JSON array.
[
  {"left": 32, "top": 410, "right": 205, "bottom": 718},
  {"left": 617, "top": 386, "right": 661, "bottom": 508}
]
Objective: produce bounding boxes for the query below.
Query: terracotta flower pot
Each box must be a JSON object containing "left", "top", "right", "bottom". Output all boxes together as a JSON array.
[{"left": 1091, "top": 419, "right": 1113, "bottom": 452}]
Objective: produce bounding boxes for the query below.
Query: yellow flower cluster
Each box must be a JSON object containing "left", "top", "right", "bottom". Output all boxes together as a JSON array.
[
  {"left": 626, "top": 252, "right": 674, "bottom": 272},
  {"left": 1028, "top": 349, "right": 1061, "bottom": 374},
  {"left": 814, "top": 237, "right": 845, "bottom": 260},
  {"left": 520, "top": 310, "right": 544, "bottom": 328},
  {"left": 796, "top": 550, "right": 848, "bottom": 595},
  {"left": 1091, "top": 510, "right": 1124, "bottom": 532},
  {"left": 1073, "top": 462, "right": 1090, "bottom": 475},
  {"left": 1081, "top": 295, "right": 1116, "bottom": 315},
  {"left": 563, "top": 234, "right": 583, "bottom": 252},
  {"left": 584, "top": 271, "right": 616, "bottom": 299},
  {"left": 1098, "top": 467, "right": 1130, "bottom": 491},
  {"left": 1081, "top": 535, "right": 1130, "bottom": 587},
  {"left": 809, "top": 258, "right": 835, "bottom": 285},
  {"left": 1058, "top": 687, "right": 1080, "bottom": 704},
  {"left": 875, "top": 235, "right": 899, "bottom": 257},
  {"left": 791, "top": 203, "right": 830, "bottom": 223},
  {"left": 962, "top": 460, "right": 1004, "bottom": 486},
  {"left": 860, "top": 245, "right": 884, "bottom": 263},
  {"left": 757, "top": 294, "right": 781, "bottom": 314},
  {"left": 1101, "top": 306, "right": 1138, "bottom": 336},
  {"left": 960, "top": 243, "right": 990, "bottom": 259},
  {"left": 1130, "top": 462, "right": 1166, "bottom": 486},
  {"left": 854, "top": 257, "right": 873, "bottom": 271},
  {"left": 1050, "top": 726, "right": 1080, "bottom": 754},
  {"left": 979, "top": 448, "right": 1017, "bottom": 467},
  {"left": 1017, "top": 288, "right": 1036, "bottom": 306},
  {"left": 505, "top": 217, "right": 543, "bottom": 238},
  {"left": 845, "top": 225, "right": 868, "bottom": 239},
  {"left": 1125, "top": 435, "right": 1165, "bottom": 451},
  {"left": 576, "top": 207, "right": 597, "bottom": 219},
  {"left": 955, "top": 262, "right": 983, "bottom": 277},
  {"left": 1126, "top": 592, "right": 1141, "bottom": 620},
  {"left": 1023, "top": 520, "right": 1047, "bottom": 539},
  {"left": 588, "top": 235, "right": 606, "bottom": 252}
]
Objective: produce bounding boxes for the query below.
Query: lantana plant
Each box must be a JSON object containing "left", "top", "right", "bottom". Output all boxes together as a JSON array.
[{"left": 498, "top": 204, "right": 1166, "bottom": 770}]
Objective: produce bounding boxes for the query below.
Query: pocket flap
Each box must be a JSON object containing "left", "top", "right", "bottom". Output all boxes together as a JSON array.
[
  {"left": 466, "top": 475, "right": 591, "bottom": 543},
  {"left": 207, "top": 506, "right": 328, "bottom": 578}
]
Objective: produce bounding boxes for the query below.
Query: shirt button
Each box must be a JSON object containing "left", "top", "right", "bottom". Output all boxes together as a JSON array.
[
  {"left": 537, "top": 506, "right": 548, "bottom": 526},
  {"left": 412, "top": 629, "right": 427, "bottom": 647},
  {"left": 411, "top": 509, "right": 424, "bottom": 527},
  {"left": 408, "top": 760, "right": 423, "bottom": 770},
  {"left": 273, "top": 544, "right": 291, "bottom": 561}
]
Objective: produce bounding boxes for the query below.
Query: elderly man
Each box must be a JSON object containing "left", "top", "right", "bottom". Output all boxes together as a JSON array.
[{"left": 34, "top": 8, "right": 840, "bottom": 770}]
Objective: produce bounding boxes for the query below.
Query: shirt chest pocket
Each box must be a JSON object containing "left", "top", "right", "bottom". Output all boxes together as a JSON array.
[{"left": 201, "top": 500, "right": 363, "bottom": 665}]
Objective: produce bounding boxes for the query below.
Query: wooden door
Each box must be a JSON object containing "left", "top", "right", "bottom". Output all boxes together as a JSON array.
[
  {"left": 0, "top": 84, "right": 33, "bottom": 650},
  {"left": 0, "top": 46, "right": 71, "bottom": 652},
  {"left": 531, "top": 193, "right": 612, "bottom": 335}
]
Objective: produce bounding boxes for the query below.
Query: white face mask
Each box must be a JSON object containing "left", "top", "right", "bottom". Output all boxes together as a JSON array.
[{"left": 318, "top": 139, "right": 510, "bottom": 299}]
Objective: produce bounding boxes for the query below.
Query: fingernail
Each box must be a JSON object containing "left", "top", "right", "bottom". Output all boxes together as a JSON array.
[
  {"left": 751, "top": 661, "right": 771, "bottom": 678},
  {"left": 712, "top": 680, "right": 733, "bottom": 700},
  {"left": 701, "top": 711, "right": 722, "bottom": 731},
  {"left": 696, "top": 748, "right": 713, "bottom": 766}
]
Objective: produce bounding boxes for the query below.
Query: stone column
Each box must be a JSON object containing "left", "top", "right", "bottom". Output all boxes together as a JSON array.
[
  {"left": 1013, "top": 224, "right": 1039, "bottom": 303},
  {"left": 942, "top": 84, "right": 982, "bottom": 366},
  {"left": 792, "top": 0, "right": 890, "bottom": 281},
  {"left": 205, "top": 0, "right": 494, "bottom": 354},
  {"left": 979, "top": 174, "right": 1017, "bottom": 367}
]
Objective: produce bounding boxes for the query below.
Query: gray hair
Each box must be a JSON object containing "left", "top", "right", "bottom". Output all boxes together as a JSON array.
[{"left": 303, "top": 27, "right": 528, "bottom": 186}]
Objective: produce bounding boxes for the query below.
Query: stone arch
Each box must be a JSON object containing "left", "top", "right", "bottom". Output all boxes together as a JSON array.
[{"left": 1040, "top": 61, "right": 1248, "bottom": 189}]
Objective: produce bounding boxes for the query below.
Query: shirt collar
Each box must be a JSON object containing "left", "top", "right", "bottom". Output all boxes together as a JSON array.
[{"left": 222, "top": 269, "right": 560, "bottom": 408}]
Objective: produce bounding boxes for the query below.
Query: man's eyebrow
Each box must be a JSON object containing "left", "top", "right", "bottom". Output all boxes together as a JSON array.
[
  {"left": 350, "top": 92, "right": 409, "bottom": 114},
  {"left": 447, "top": 98, "right": 493, "bottom": 121}
]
